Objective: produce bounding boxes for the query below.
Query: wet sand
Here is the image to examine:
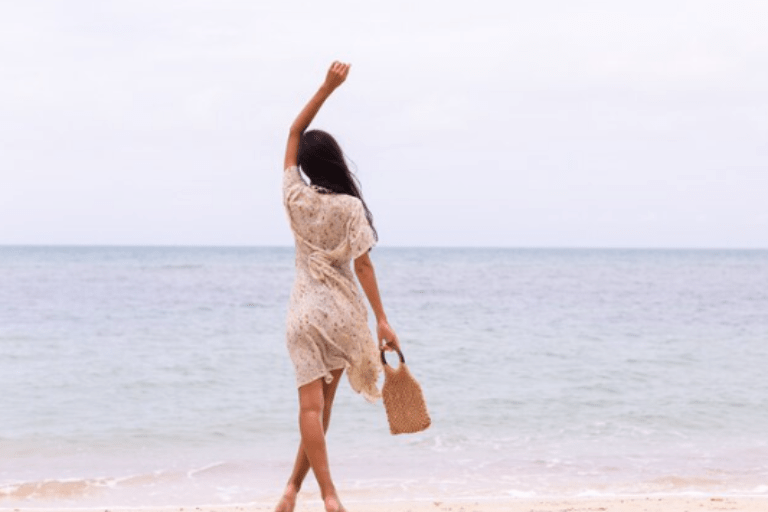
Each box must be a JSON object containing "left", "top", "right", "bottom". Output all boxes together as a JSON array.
[{"left": 7, "top": 496, "right": 768, "bottom": 512}]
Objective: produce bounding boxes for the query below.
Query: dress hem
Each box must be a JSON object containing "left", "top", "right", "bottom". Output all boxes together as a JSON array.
[{"left": 296, "top": 363, "right": 347, "bottom": 389}]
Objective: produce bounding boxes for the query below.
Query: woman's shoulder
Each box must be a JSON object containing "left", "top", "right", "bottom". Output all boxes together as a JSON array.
[
  {"left": 283, "top": 165, "right": 303, "bottom": 185},
  {"left": 306, "top": 184, "right": 361, "bottom": 209},
  {"left": 333, "top": 193, "right": 365, "bottom": 215}
]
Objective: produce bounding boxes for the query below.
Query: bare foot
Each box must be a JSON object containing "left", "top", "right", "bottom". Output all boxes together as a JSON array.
[
  {"left": 274, "top": 488, "right": 297, "bottom": 512},
  {"left": 324, "top": 495, "right": 346, "bottom": 512}
]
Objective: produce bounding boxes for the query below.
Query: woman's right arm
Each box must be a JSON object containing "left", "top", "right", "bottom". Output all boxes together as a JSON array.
[
  {"left": 284, "top": 61, "right": 350, "bottom": 170},
  {"left": 354, "top": 252, "right": 401, "bottom": 352}
]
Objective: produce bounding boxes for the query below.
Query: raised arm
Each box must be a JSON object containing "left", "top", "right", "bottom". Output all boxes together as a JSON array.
[
  {"left": 354, "top": 252, "right": 401, "bottom": 352},
  {"left": 284, "top": 61, "right": 350, "bottom": 170}
]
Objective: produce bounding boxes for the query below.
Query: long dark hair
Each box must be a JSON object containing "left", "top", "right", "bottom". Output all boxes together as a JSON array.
[{"left": 298, "top": 129, "right": 378, "bottom": 242}]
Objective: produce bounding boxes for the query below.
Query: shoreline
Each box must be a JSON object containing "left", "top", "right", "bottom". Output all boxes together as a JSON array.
[{"left": 3, "top": 496, "right": 768, "bottom": 512}]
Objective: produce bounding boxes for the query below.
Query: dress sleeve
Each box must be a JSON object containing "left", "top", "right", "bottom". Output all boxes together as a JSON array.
[
  {"left": 348, "top": 199, "right": 376, "bottom": 259},
  {"left": 282, "top": 165, "right": 306, "bottom": 206}
]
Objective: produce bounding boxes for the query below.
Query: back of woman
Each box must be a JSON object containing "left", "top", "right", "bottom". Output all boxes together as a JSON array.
[
  {"left": 274, "top": 61, "right": 402, "bottom": 512},
  {"left": 283, "top": 163, "right": 380, "bottom": 401},
  {"left": 283, "top": 167, "right": 371, "bottom": 263}
]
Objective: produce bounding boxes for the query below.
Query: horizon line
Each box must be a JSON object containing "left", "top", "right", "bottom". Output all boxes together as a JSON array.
[{"left": 1, "top": 243, "right": 767, "bottom": 251}]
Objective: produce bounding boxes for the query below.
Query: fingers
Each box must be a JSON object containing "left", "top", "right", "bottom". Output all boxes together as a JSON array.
[
  {"left": 380, "top": 336, "right": 399, "bottom": 352},
  {"left": 324, "top": 63, "right": 348, "bottom": 90},
  {"left": 329, "top": 60, "right": 351, "bottom": 79},
  {"left": 377, "top": 321, "right": 399, "bottom": 352}
]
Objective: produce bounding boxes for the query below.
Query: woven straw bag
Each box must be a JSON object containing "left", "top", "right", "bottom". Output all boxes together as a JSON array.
[{"left": 380, "top": 347, "right": 431, "bottom": 435}]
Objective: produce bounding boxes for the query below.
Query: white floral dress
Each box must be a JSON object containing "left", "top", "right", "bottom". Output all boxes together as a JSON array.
[{"left": 282, "top": 165, "right": 381, "bottom": 402}]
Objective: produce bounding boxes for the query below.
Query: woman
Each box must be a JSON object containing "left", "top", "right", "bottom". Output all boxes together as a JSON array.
[{"left": 276, "top": 61, "right": 401, "bottom": 512}]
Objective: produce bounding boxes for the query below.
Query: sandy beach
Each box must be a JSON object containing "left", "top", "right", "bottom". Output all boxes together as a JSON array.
[{"left": 4, "top": 496, "right": 767, "bottom": 512}]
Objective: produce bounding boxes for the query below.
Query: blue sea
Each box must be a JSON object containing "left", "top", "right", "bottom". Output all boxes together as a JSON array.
[{"left": 1, "top": 246, "right": 767, "bottom": 507}]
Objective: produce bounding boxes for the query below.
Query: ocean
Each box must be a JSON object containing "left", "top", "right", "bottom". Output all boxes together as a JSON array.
[{"left": 1, "top": 246, "right": 767, "bottom": 507}]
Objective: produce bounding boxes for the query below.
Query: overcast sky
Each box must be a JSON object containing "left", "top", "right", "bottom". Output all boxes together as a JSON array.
[{"left": 1, "top": 1, "right": 766, "bottom": 248}]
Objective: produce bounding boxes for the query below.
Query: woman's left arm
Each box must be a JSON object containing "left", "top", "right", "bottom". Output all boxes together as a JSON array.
[
  {"left": 354, "top": 252, "right": 401, "bottom": 352},
  {"left": 284, "top": 61, "right": 350, "bottom": 170}
]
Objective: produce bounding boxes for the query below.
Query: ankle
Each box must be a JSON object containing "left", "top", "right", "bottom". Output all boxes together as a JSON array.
[
  {"left": 320, "top": 487, "right": 337, "bottom": 501},
  {"left": 323, "top": 493, "right": 343, "bottom": 512},
  {"left": 284, "top": 482, "right": 300, "bottom": 496}
]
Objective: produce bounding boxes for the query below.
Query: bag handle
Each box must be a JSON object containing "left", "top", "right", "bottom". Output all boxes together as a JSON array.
[{"left": 380, "top": 345, "right": 406, "bottom": 366}]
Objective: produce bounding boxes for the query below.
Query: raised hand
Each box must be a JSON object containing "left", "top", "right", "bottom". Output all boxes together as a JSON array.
[
  {"left": 324, "top": 61, "right": 350, "bottom": 91},
  {"left": 285, "top": 60, "right": 352, "bottom": 168}
]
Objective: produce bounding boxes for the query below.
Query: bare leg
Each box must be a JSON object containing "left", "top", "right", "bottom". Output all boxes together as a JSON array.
[
  {"left": 289, "top": 369, "right": 343, "bottom": 490},
  {"left": 275, "top": 368, "right": 344, "bottom": 512}
]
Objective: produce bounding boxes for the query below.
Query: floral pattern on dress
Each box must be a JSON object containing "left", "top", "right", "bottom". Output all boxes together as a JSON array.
[{"left": 282, "top": 165, "right": 381, "bottom": 402}]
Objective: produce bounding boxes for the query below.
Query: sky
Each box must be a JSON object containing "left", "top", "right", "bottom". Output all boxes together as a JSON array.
[{"left": 1, "top": 0, "right": 766, "bottom": 248}]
